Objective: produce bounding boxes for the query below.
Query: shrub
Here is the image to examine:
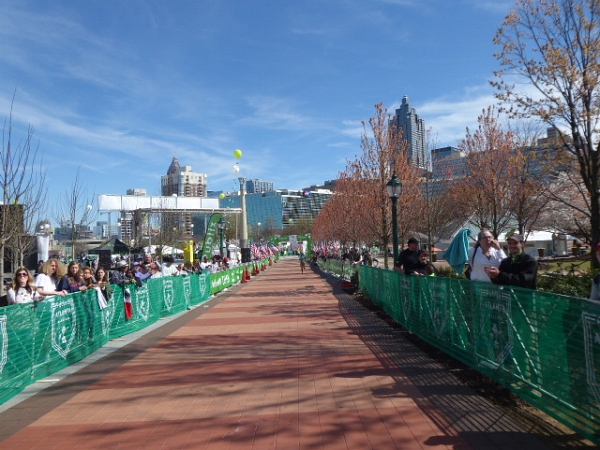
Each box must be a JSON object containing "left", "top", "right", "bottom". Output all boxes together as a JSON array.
[{"left": 537, "top": 271, "right": 597, "bottom": 298}]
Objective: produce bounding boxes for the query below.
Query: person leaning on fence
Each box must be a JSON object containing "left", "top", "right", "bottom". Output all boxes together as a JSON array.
[
  {"left": 95, "top": 267, "right": 113, "bottom": 302},
  {"left": 395, "top": 237, "right": 422, "bottom": 275},
  {"left": 81, "top": 266, "right": 97, "bottom": 288},
  {"left": 125, "top": 267, "right": 143, "bottom": 288},
  {"left": 66, "top": 261, "right": 88, "bottom": 293},
  {"left": 35, "top": 259, "right": 69, "bottom": 299},
  {"left": 110, "top": 260, "right": 133, "bottom": 287},
  {"left": 414, "top": 251, "right": 439, "bottom": 276},
  {"left": 134, "top": 262, "right": 151, "bottom": 281},
  {"left": 161, "top": 256, "right": 179, "bottom": 276},
  {"left": 149, "top": 262, "right": 163, "bottom": 278},
  {"left": 590, "top": 243, "right": 600, "bottom": 300},
  {"left": 468, "top": 230, "right": 507, "bottom": 282},
  {"left": 486, "top": 233, "right": 538, "bottom": 289},
  {"left": 8, "top": 268, "right": 38, "bottom": 304}
]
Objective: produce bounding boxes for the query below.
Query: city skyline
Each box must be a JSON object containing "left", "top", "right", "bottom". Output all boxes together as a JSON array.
[{"left": 1, "top": 0, "right": 515, "bottom": 213}]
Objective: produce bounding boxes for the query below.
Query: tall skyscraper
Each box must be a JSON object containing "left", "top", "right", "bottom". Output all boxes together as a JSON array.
[
  {"left": 392, "top": 95, "right": 426, "bottom": 169},
  {"left": 161, "top": 156, "right": 208, "bottom": 237},
  {"left": 161, "top": 156, "right": 207, "bottom": 197}
]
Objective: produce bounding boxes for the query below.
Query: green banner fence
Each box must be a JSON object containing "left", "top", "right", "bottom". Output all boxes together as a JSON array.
[
  {"left": 359, "top": 265, "right": 600, "bottom": 445},
  {"left": 0, "top": 259, "right": 272, "bottom": 405},
  {"left": 318, "top": 259, "right": 359, "bottom": 281}
]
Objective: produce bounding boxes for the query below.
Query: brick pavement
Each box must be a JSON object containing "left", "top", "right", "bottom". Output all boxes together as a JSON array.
[{"left": 0, "top": 258, "right": 551, "bottom": 449}]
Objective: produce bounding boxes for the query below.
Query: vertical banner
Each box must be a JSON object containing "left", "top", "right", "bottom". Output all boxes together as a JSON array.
[
  {"left": 37, "top": 234, "right": 50, "bottom": 262},
  {"left": 200, "top": 213, "right": 221, "bottom": 262}
]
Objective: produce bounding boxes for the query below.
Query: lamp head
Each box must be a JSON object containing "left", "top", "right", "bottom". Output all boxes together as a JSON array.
[{"left": 386, "top": 174, "right": 402, "bottom": 198}]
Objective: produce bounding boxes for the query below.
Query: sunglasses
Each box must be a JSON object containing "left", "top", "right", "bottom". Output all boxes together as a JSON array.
[{"left": 17, "top": 273, "right": 28, "bottom": 277}]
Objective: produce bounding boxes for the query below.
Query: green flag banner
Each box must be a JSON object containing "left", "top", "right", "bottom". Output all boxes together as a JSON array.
[{"left": 200, "top": 213, "right": 221, "bottom": 262}]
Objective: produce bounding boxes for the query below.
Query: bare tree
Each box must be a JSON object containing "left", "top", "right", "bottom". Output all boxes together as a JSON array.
[
  {"left": 56, "top": 167, "right": 97, "bottom": 261},
  {"left": 341, "top": 102, "right": 419, "bottom": 269},
  {"left": 6, "top": 179, "right": 48, "bottom": 268},
  {"left": 0, "top": 94, "right": 47, "bottom": 280},
  {"left": 449, "top": 107, "right": 517, "bottom": 238},
  {"left": 493, "top": 0, "right": 600, "bottom": 264}
]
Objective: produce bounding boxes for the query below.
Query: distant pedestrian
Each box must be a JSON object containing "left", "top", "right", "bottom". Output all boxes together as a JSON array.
[{"left": 299, "top": 251, "right": 307, "bottom": 273}]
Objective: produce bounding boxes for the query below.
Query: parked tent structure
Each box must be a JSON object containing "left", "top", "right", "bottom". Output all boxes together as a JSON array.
[
  {"left": 88, "top": 236, "right": 131, "bottom": 254},
  {"left": 88, "top": 236, "right": 131, "bottom": 268}
]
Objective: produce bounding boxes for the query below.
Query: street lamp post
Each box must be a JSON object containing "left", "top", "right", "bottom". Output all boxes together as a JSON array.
[
  {"left": 238, "top": 177, "right": 250, "bottom": 262},
  {"left": 218, "top": 216, "right": 226, "bottom": 257},
  {"left": 386, "top": 174, "right": 402, "bottom": 267}
]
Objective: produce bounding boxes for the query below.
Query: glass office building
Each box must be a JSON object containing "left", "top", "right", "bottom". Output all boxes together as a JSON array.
[{"left": 220, "top": 189, "right": 332, "bottom": 229}]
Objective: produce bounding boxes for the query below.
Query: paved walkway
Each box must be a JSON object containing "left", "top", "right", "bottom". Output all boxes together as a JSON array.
[{"left": 0, "top": 258, "right": 551, "bottom": 449}]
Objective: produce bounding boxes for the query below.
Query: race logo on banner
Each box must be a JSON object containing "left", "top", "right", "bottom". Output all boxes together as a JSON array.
[
  {"left": 478, "top": 288, "right": 512, "bottom": 368},
  {"left": 198, "top": 273, "right": 210, "bottom": 299},
  {"left": 430, "top": 279, "right": 448, "bottom": 338},
  {"left": 136, "top": 283, "right": 150, "bottom": 321},
  {"left": 583, "top": 311, "right": 600, "bottom": 406},
  {"left": 163, "top": 278, "right": 174, "bottom": 311},
  {"left": 51, "top": 298, "right": 77, "bottom": 359},
  {"left": 183, "top": 276, "right": 191, "bottom": 305},
  {"left": 101, "top": 298, "right": 116, "bottom": 336},
  {"left": 383, "top": 271, "right": 394, "bottom": 308},
  {"left": 0, "top": 316, "right": 7, "bottom": 373},
  {"left": 400, "top": 276, "right": 412, "bottom": 322}
]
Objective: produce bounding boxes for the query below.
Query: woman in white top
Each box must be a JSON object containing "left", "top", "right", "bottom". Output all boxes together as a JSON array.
[
  {"left": 468, "top": 230, "right": 507, "bottom": 282},
  {"left": 7, "top": 268, "right": 38, "bottom": 304},
  {"left": 35, "top": 259, "right": 68, "bottom": 299}
]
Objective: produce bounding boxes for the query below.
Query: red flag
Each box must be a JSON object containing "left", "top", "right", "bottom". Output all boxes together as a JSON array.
[{"left": 124, "top": 288, "right": 133, "bottom": 319}]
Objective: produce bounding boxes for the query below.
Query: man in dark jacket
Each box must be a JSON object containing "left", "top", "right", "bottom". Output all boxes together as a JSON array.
[
  {"left": 486, "top": 234, "right": 537, "bottom": 289},
  {"left": 395, "top": 237, "right": 422, "bottom": 275}
]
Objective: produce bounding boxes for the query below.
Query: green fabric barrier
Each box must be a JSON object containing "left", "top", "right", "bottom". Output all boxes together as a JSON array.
[
  {"left": 360, "top": 265, "right": 600, "bottom": 445},
  {"left": 211, "top": 266, "right": 244, "bottom": 294},
  {"left": 0, "top": 267, "right": 242, "bottom": 405},
  {"left": 319, "top": 259, "right": 359, "bottom": 280}
]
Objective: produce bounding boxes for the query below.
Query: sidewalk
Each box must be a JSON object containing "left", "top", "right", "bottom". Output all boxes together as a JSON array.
[{"left": 0, "top": 258, "right": 551, "bottom": 449}]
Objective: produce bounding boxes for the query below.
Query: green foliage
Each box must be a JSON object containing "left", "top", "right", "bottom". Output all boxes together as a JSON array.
[
  {"left": 437, "top": 266, "right": 465, "bottom": 278},
  {"left": 537, "top": 271, "right": 596, "bottom": 298}
]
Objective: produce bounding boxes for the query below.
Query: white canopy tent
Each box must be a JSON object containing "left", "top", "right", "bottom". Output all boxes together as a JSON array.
[{"left": 143, "top": 245, "right": 184, "bottom": 256}]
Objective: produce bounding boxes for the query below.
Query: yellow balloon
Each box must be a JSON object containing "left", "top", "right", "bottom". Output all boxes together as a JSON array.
[
  {"left": 233, "top": 149, "right": 243, "bottom": 159},
  {"left": 219, "top": 193, "right": 225, "bottom": 199}
]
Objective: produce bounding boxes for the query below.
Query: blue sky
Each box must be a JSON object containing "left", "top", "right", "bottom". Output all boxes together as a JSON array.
[{"left": 1, "top": 0, "right": 513, "bottom": 207}]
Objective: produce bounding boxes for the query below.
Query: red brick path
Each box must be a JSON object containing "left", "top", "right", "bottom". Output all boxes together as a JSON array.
[{"left": 0, "top": 258, "right": 550, "bottom": 449}]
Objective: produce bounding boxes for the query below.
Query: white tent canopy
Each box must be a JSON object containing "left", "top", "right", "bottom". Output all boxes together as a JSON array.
[
  {"left": 143, "top": 245, "right": 184, "bottom": 255},
  {"left": 497, "top": 230, "right": 575, "bottom": 243}
]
